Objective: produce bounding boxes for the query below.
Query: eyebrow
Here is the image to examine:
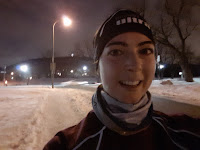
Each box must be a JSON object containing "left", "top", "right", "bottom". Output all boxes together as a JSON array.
[
  {"left": 105, "top": 40, "right": 154, "bottom": 48},
  {"left": 137, "top": 41, "right": 154, "bottom": 47},
  {"left": 106, "top": 41, "right": 128, "bottom": 47}
]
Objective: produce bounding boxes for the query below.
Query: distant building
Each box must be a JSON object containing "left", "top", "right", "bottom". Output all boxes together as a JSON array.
[{"left": 5, "top": 56, "right": 96, "bottom": 81}]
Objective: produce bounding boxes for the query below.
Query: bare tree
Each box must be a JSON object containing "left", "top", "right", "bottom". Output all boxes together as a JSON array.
[
  {"left": 193, "top": 56, "right": 200, "bottom": 64},
  {"left": 73, "top": 42, "right": 83, "bottom": 57},
  {"left": 129, "top": 0, "right": 146, "bottom": 17},
  {"left": 72, "top": 41, "right": 94, "bottom": 58},
  {"left": 156, "top": 43, "right": 179, "bottom": 65},
  {"left": 153, "top": 0, "right": 199, "bottom": 82}
]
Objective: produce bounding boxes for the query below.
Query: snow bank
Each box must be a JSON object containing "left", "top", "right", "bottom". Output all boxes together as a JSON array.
[{"left": 150, "top": 78, "right": 200, "bottom": 106}]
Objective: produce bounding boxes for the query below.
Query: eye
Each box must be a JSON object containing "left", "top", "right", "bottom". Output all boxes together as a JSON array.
[
  {"left": 139, "top": 48, "right": 154, "bottom": 55},
  {"left": 108, "top": 49, "right": 123, "bottom": 56}
]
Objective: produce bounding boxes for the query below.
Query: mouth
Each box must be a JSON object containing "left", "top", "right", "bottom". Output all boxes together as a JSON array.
[{"left": 119, "top": 80, "right": 142, "bottom": 88}]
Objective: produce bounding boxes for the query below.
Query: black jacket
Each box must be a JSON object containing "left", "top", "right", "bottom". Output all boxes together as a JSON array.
[{"left": 43, "top": 110, "right": 200, "bottom": 150}]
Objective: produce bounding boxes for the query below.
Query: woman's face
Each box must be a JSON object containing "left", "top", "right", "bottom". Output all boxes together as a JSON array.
[{"left": 99, "top": 32, "right": 155, "bottom": 104}]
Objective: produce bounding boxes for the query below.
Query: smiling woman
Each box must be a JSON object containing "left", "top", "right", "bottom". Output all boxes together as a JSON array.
[
  {"left": 43, "top": 9, "right": 200, "bottom": 150},
  {"left": 99, "top": 32, "right": 155, "bottom": 104}
]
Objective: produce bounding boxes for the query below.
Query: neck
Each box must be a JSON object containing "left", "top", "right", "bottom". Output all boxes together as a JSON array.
[
  {"left": 92, "top": 85, "right": 153, "bottom": 135},
  {"left": 101, "top": 90, "right": 150, "bottom": 113}
]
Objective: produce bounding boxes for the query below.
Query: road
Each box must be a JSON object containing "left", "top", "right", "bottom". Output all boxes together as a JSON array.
[
  {"left": 152, "top": 95, "right": 200, "bottom": 118},
  {"left": 63, "top": 84, "right": 200, "bottom": 118}
]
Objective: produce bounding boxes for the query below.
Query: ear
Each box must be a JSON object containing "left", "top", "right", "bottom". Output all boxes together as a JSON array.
[
  {"left": 95, "top": 60, "right": 100, "bottom": 75},
  {"left": 96, "top": 64, "right": 102, "bottom": 82},
  {"left": 96, "top": 71, "right": 99, "bottom": 76},
  {"left": 96, "top": 70, "right": 101, "bottom": 83},
  {"left": 96, "top": 68, "right": 100, "bottom": 79}
]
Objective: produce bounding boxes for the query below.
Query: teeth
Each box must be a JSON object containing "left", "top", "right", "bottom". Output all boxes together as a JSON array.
[{"left": 121, "top": 81, "right": 140, "bottom": 86}]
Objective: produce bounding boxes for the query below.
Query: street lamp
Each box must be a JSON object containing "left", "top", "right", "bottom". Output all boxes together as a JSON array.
[
  {"left": 19, "top": 64, "right": 31, "bottom": 85},
  {"left": 179, "top": 72, "right": 183, "bottom": 79},
  {"left": 158, "top": 64, "right": 165, "bottom": 80},
  {"left": 51, "top": 15, "right": 72, "bottom": 88},
  {"left": 63, "top": 16, "right": 72, "bottom": 26},
  {"left": 83, "top": 66, "right": 87, "bottom": 71},
  {"left": 20, "top": 65, "right": 28, "bottom": 72},
  {"left": 159, "top": 64, "right": 165, "bottom": 70}
]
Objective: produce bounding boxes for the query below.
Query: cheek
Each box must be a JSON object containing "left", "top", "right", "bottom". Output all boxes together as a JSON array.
[
  {"left": 143, "top": 59, "right": 156, "bottom": 79},
  {"left": 99, "top": 58, "right": 120, "bottom": 84},
  {"left": 99, "top": 59, "right": 111, "bottom": 81}
]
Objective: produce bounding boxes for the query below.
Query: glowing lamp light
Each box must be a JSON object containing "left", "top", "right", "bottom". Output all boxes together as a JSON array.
[
  {"left": 20, "top": 65, "right": 28, "bottom": 72},
  {"left": 159, "top": 64, "right": 165, "bottom": 69},
  {"left": 63, "top": 16, "right": 72, "bottom": 26},
  {"left": 11, "top": 72, "right": 14, "bottom": 75},
  {"left": 83, "top": 66, "right": 87, "bottom": 71},
  {"left": 71, "top": 53, "right": 74, "bottom": 57},
  {"left": 70, "top": 70, "right": 74, "bottom": 73},
  {"left": 179, "top": 72, "right": 182, "bottom": 75},
  {"left": 57, "top": 72, "right": 61, "bottom": 76}
]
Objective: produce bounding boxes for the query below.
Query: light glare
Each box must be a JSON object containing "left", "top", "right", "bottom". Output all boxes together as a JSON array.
[
  {"left": 63, "top": 16, "right": 72, "bottom": 26},
  {"left": 159, "top": 64, "right": 165, "bottom": 69},
  {"left": 20, "top": 65, "right": 28, "bottom": 72},
  {"left": 83, "top": 66, "right": 87, "bottom": 71}
]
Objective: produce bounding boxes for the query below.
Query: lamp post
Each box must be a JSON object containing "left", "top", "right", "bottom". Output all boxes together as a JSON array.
[
  {"left": 158, "top": 64, "right": 165, "bottom": 79},
  {"left": 51, "top": 16, "right": 72, "bottom": 88},
  {"left": 3, "top": 65, "right": 6, "bottom": 85},
  {"left": 51, "top": 21, "right": 58, "bottom": 89}
]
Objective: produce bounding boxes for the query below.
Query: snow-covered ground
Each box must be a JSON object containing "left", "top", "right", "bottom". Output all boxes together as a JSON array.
[
  {"left": 150, "top": 78, "right": 200, "bottom": 106},
  {"left": 0, "top": 77, "right": 200, "bottom": 150}
]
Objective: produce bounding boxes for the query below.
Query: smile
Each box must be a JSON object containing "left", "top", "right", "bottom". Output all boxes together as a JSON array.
[{"left": 119, "top": 80, "right": 141, "bottom": 87}]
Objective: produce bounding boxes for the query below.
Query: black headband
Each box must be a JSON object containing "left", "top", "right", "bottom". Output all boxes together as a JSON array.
[{"left": 93, "top": 9, "right": 154, "bottom": 68}]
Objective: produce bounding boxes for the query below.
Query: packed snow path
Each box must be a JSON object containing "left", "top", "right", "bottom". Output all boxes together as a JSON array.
[{"left": 0, "top": 87, "right": 93, "bottom": 150}]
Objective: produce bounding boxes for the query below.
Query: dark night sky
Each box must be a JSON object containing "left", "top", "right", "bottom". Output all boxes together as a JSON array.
[{"left": 0, "top": 0, "right": 200, "bottom": 67}]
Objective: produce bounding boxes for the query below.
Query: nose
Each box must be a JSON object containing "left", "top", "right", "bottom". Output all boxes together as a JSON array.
[{"left": 124, "top": 52, "right": 142, "bottom": 72}]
